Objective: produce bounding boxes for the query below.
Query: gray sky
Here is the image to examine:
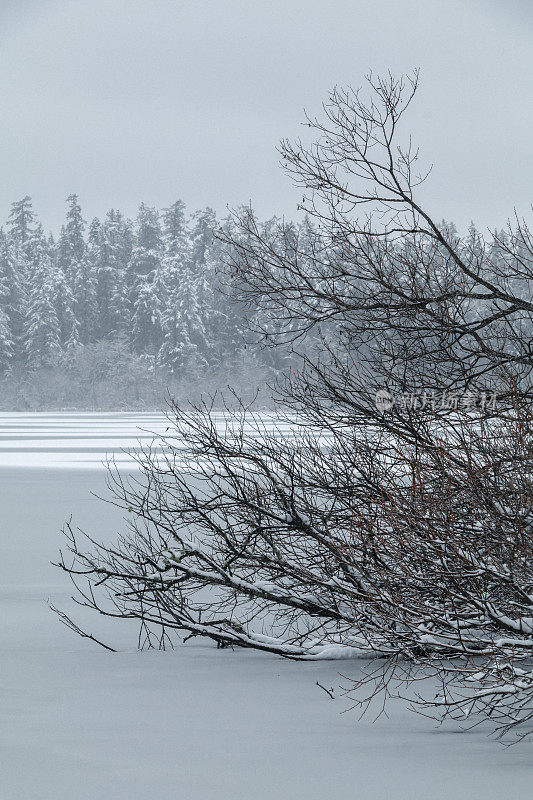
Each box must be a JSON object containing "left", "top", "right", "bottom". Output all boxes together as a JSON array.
[{"left": 0, "top": 0, "right": 531, "bottom": 234}]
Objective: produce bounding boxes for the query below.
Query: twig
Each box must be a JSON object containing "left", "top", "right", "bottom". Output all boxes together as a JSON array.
[{"left": 316, "top": 681, "right": 335, "bottom": 699}]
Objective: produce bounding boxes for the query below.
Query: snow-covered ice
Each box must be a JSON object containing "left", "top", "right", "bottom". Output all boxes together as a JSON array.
[{"left": 0, "top": 414, "right": 530, "bottom": 799}]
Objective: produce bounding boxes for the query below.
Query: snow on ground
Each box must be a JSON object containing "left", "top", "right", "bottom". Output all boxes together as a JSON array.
[
  {"left": 0, "top": 411, "right": 303, "bottom": 469},
  {"left": 0, "top": 414, "right": 530, "bottom": 799},
  {"left": 0, "top": 412, "right": 172, "bottom": 469}
]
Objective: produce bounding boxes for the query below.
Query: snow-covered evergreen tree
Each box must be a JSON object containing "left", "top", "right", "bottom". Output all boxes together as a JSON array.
[
  {"left": 0, "top": 228, "right": 26, "bottom": 363},
  {"left": 0, "top": 244, "right": 14, "bottom": 370},
  {"left": 129, "top": 205, "right": 163, "bottom": 354},
  {"left": 128, "top": 204, "right": 162, "bottom": 279},
  {"left": 189, "top": 208, "right": 217, "bottom": 272},
  {"left": 131, "top": 278, "right": 163, "bottom": 355},
  {"left": 24, "top": 253, "right": 63, "bottom": 367},
  {"left": 56, "top": 195, "right": 97, "bottom": 343},
  {"left": 158, "top": 209, "right": 218, "bottom": 371},
  {"left": 57, "top": 194, "right": 86, "bottom": 283},
  {"left": 5, "top": 197, "right": 35, "bottom": 330},
  {"left": 158, "top": 266, "right": 211, "bottom": 372},
  {"left": 93, "top": 210, "right": 132, "bottom": 338},
  {"left": 208, "top": 212, "right": 252, "bottom": 368},
  {"left": 0, "top": 305, "right": 14, "bottom": 371},
  {"left": 7, "top": 196, "right": 35, "bottom": 253},
  {"left": 71, "top": 253, "right": 97, "bottom": 344},
  {"left": 162, "top": 200, "right": 189, "bottom": 262}
]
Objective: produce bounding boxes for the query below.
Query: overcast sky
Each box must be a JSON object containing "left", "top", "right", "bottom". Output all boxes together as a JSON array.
[{"left": 0, "top": 0, "right": 531, "bottom": 234}]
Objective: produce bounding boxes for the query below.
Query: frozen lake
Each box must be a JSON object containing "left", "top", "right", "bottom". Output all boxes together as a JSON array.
[
  {"left": 0, "top": 413, "right": 530, "bottom": 799},
  {"left": 0, "top": 411, "right": 185, "bottom": 469}
]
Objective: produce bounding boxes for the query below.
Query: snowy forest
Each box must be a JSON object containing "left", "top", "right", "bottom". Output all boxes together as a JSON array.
[{"left": 0, "top": 195, "right": 301, "bottom": 408}]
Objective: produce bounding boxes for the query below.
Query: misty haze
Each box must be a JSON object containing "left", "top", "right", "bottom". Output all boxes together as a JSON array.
[{"left": 1, "top": 2, "right": 532, "bottom": 799}]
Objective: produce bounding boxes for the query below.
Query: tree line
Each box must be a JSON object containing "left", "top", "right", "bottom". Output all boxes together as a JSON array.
[{"left": 0, "top": 195, "right": 310, "bottom": 378}]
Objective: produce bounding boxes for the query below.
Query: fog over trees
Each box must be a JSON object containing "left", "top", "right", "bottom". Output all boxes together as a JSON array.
[{"left": 0, "top": 195, "right": 317, "bottom": 407}]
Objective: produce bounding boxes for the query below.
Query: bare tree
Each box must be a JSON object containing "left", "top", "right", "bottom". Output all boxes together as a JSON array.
[{"left": 57, "top": 73, "right": 533, "bottom": 740}]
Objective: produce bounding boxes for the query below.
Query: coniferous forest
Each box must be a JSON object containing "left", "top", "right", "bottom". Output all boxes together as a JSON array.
[{"left": 0, "top": 195, "right": 300, "bottom": 409}]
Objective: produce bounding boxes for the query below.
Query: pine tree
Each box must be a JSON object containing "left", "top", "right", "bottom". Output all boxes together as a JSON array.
[
  {"left": 57, "top": 194, "right": 86, "bottom": 285},
  {"left": 163, "top": 200, "right": 189, "bottom": 262},
  {"left": 52, "top": 266, "right": 78, "bottom": 348},
  {"left": 189, "top": 208, "right": 217, "bottom": 273},
  {"left": 25, "top": 253, "right": 63, "bottom": 367},
  {"left": 0, "top": 242, "right": 14, "bottom": 370},
  {"left": 128, "top": 204, "right": 162, "bottom": 279},
  {"left": 131, "top": 278, "right": 163, "bottom": 355},
  {"left": 159, "top": 203, "right": 189, "bottom": 302},
  {"left": 158, "top": 266, "right": 210, "bottom": 372},
  {"left": 157, "top": 208, "right": 219, "bottom": 371},
  {"left": 71, "top": 255, "right": 97, "bottom": 344},
  {"left": 7, "top": 196, "right": 35, "bottom": 252},
  {"left": 0, "top": 229, "right": 26, "bottom": 363},
  {"left": 56, "top": 195, "right": 96, "bottom": 343},
  {"left": 6, "top": 196, "right": 35, "bottom": 307},
  {"left": 208, "top": 212, "right": 251, "bottom": 368},
  {"left": 129, "top": 205, "right": 163, "bottom": 354},
  {"left": 156, "top": 201, "right": 190, "bottom": 365},
  {"left": 245, "top": 215, "right": 297, "bottom": 374},
  {"left": 24, "top": 222, "right": 77, "bottom": 365},
  {"left": 93, "top": 210, "right": 132, "bottom": 338},
  {"left": 0, "top": 305, "right": 13, "bottom": 371}
]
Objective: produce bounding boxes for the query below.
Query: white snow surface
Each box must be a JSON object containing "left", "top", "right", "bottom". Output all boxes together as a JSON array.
[{"left": 0, "top": 413, "right": 531, "bottom": 799}]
